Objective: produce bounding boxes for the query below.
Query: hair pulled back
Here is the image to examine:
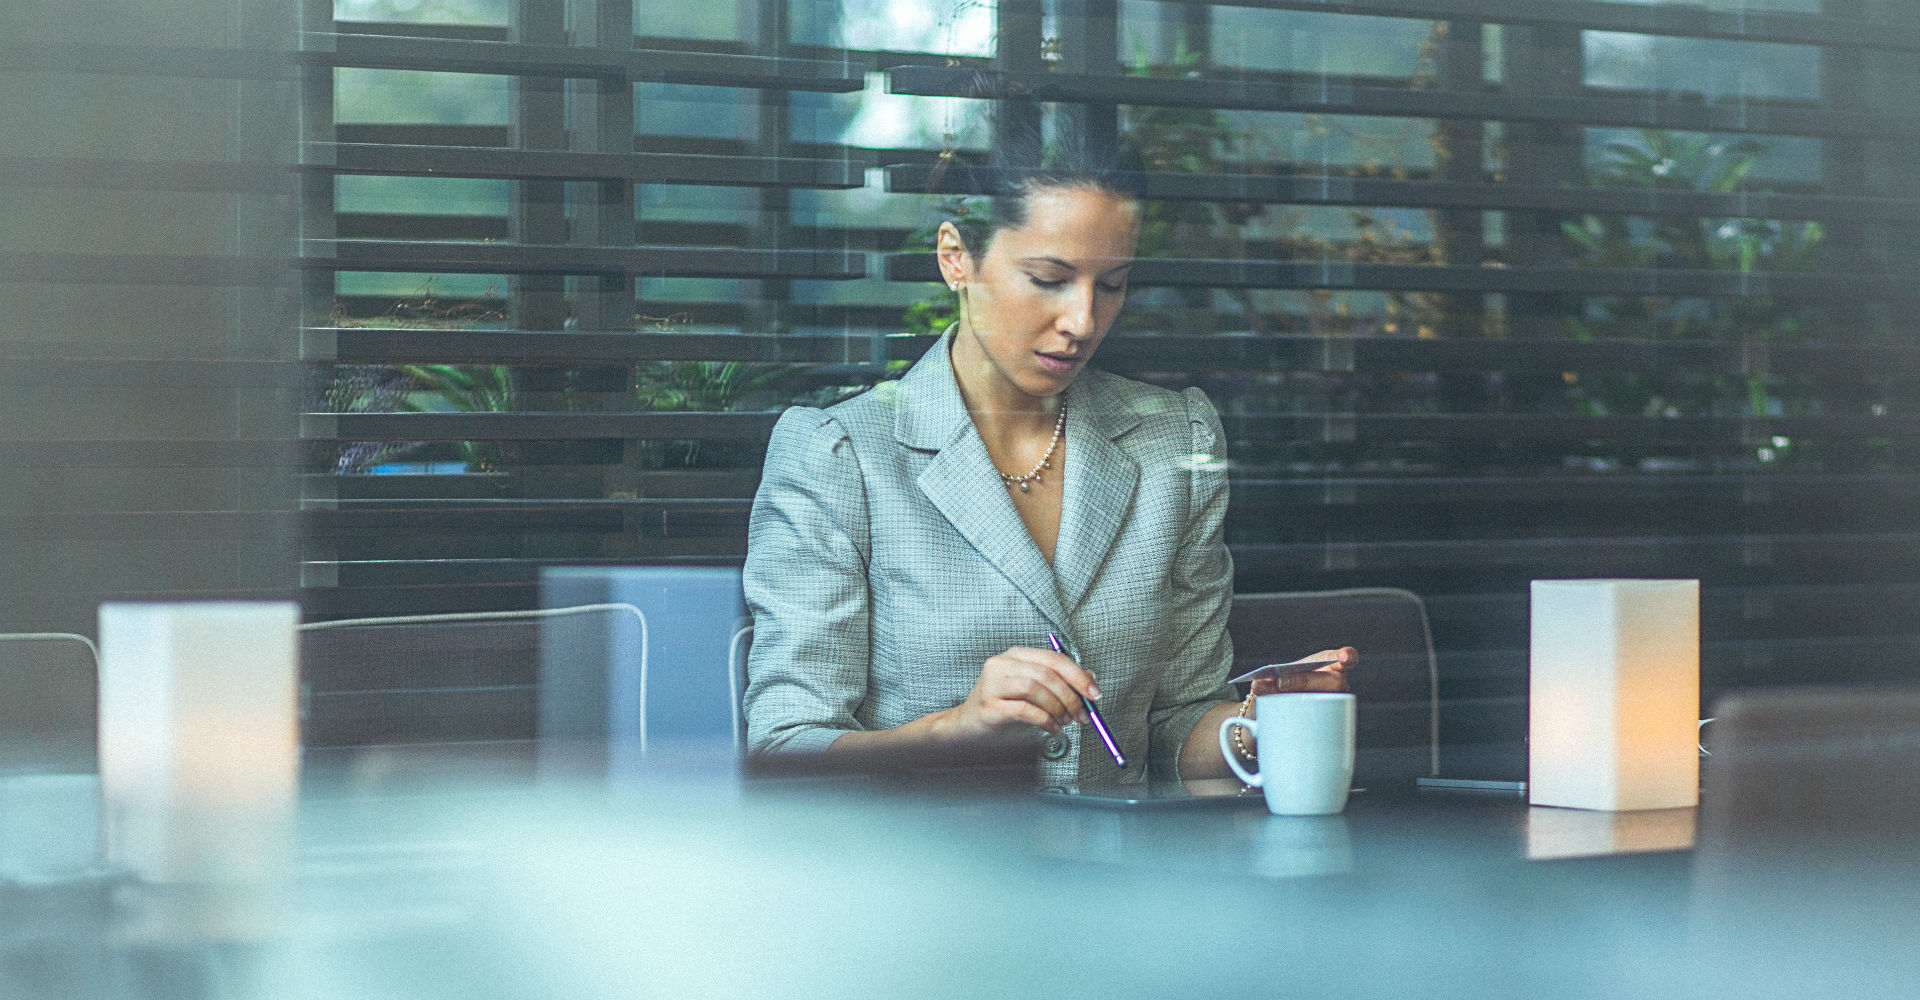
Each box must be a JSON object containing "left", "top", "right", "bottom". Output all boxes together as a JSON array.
[{"left": 940, "top": 118, "right": 1143, "bottom": 259}]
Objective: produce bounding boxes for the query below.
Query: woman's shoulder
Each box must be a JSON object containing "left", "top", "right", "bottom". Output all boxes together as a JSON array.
[
  {"left": 765, "top": 382, "right": 903, "bottom": 467},
  {"left": 793, "top": 378, "right": 916, "bottom": 456},
  {"left": 1078, "top": 369, "right": 1221, "bottom": 431},
  {"left": 768, "top": 403, "right": 841, "bottom": 444},
  {"left": 763, "top": 404, "right": 856, "bottom": 477}
]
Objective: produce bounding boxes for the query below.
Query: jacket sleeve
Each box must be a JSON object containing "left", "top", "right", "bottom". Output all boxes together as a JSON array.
[
  {"left": 741, "top": 406, "right": 873, "bottom": 755},
  {"left": 1145, "top": 387, "right": 1238, "bottom": 780}
]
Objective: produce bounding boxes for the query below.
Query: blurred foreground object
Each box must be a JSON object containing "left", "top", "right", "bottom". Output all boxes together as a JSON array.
[
  {"left": 1690, "top": 685, "right": 1920, "bottom": 999},
  {"left": 98, "top": 602, "right": 299, "bottom": 884},
  {"left": 1697, "top": 684, "right": 1920, "bottom": 857}
]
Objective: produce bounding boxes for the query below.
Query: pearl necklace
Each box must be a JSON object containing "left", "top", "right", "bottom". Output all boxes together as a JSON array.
[{"left": 997, "top": 396, "right": 1066, "bottom": 493}]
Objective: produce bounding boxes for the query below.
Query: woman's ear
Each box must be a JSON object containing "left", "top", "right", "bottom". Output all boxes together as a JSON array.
[{"left": 935, "top": 221, "right": 970, "bottom": 290}]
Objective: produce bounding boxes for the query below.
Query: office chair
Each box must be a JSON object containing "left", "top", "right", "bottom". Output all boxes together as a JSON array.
[
  {"left": 1689, "top": 685, "right": 1920, "bottom": 992},
  {"left": 728, "top": 624, "right": 752, "bottom": 755},
  {"left": 300, "top": 604, "right": 647, "bottom": 752},
  {"left": 1228, "top": 588, "right": 1439, "bottom": 786},
  {"left": 1698, "top": 685, "right": 1920, "bottom": 856},
  {"left": 0, "top": 632, "right": 103, "bottom": 881},
  {"left": 0, "top": 632, "right": 99, "bottom": 774}
]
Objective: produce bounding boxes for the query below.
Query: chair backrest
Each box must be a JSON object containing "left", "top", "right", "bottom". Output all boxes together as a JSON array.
[
  {"left": 1698, "top": 685, "right": 1920, "bottom": 855},
  {"left": 542, "top": 566, "right": 748, "bottom": 755},
  {"left": 0, "top": 633, "right": 99, "bottom": 774},
  {"left": 1228, "top": 588, "right": 1438, "bottom": 786},
  {"left": 1691, "top": 685, "right": 1920, "bottom": 964},
  {"left": 300, "top": 605, "right": 646, "bottom": 752}
]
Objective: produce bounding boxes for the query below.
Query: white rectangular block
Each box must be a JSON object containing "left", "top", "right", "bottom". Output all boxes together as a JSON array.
[
  {"left": 98, "top": 601, "right": 300, "bottom": 883},
  {"left": 1529, "top": 579, "right": 1699, "bottom": 811}
]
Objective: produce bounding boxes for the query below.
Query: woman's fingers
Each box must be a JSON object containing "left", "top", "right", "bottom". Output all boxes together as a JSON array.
[
  {"left": 1307, "top": 646, "right": 1358, "bottom": 670},
  {"left": 975, "top": 647, "right": 1098, "bottom": 731},
  {"left": 1007, "top": 645, "right": 1102, "bottom": 700},
  {"left": 991, "top": 668, "right": 1080, "bottom": 729},
  {"left": 999, "top": 699, "right": 1063, "bottom": 734},
  {"left": 1284, "top": 669, "right": 1351, "bottom": 693},
  {"left": 1251, "top": 646, "right": 1359, "bottom": 695}
]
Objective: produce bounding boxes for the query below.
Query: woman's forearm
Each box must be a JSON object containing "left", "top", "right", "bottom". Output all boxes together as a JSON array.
[
  {"left": 825, "top": 707, "right": 960, "bottom": 753},
  {"left": 1177, "top": 700, "right": 1246, "bottom": 780}
]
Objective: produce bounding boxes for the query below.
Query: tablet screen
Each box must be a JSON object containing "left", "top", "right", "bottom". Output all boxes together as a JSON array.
[{"left": 1036, "top": 778, "right": 1266, "bottom": 809}]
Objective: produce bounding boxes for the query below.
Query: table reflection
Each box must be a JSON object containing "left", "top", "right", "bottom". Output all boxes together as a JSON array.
[{"left": 4, "top": 749, "right": 1919, "bottom": 1000}]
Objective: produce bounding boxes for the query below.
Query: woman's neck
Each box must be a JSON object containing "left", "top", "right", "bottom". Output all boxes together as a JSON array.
[{"left": 947, "top": 323, "right": 1062, "bottom": 448}]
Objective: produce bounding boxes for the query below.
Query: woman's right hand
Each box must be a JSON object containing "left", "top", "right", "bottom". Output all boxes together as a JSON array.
[{"left": 937, "top": 646, "right": 1102, "bottom": 740}]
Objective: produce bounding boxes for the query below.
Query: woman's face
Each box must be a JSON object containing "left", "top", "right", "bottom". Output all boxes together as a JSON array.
[{"left": 939, "top": 185, "right": 1140, "bottom": 405}]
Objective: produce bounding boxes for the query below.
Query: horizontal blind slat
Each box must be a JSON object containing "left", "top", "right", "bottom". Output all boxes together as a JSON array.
[
  {"left": 303, "top": 32, "right": 862, "bottom": 91},
  {"left": 886, "top": 164, "right": 1920, "bottom": 224},
  {"left": 888, "top": 66, "right": 1915, "bottom": 141}
]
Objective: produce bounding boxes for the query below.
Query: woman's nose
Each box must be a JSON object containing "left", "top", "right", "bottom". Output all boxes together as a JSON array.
[{"left": 1059, "top": 284, "right": 1097, "bottom": 339}]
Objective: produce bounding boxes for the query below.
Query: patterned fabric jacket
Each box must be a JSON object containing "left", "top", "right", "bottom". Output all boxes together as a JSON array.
[{"left": 742, "top": 331, "right": 1236, "bottom": 784}]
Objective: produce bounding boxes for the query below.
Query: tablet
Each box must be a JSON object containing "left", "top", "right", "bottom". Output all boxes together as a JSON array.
[
  {"left": 1228, "top": 658, "right": 1341, "bottom": 685},
  {"left": 1036, "top": 778, "right": 1268, "bottom": 809}
]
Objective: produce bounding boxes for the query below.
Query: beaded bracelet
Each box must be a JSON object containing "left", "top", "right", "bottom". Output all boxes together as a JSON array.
[{"left": 1230, "top": 689, "right": 1258, "bottom": 765}]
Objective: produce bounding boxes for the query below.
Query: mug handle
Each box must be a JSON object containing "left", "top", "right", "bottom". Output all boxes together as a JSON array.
[{"left": 1219, "top": 715, "right": 1261, "bottom": 786}]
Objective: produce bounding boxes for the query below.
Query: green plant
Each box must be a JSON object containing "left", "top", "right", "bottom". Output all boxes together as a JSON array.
[
  {"left": 319, "top": 363, "right": 516, "bottom": 474},
  {"left": 1561, "top": 131, "right": 1825, "bottom": 450},
  {"left": 320, "top": 280, "right": 515, "bottom": 473},
  {"left": 636, "top": 361, "right": 795, "bottom": 413},
  {"left": 1289, "top": 203, "right": 1445, "bottom": 339},
  {"left": 1116, "top": 32, "right": 1267, "bottom": 333},
  {"left": 634, "top": 361, "right": 819, "bottom": 468},
  {"left": 1563, "top": 131, "right": 1823, "bottom": 344},
  {"left": 395, "top": 364, "right": 515, "bottom": 472}
]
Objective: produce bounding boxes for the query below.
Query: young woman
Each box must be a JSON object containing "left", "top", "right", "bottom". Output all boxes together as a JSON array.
[{"left": 742, "top": 152, "right": 1351, "bottom": 784}]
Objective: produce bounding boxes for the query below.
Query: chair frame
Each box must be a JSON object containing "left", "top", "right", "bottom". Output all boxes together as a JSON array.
[
  {"left": 728, "top": 625, "right": 752, "bottom": 754},
  {"left": 0, "top": 632, "right": 101, "bottom": 667},
  {"left": 0, "top": 632, "right": 103, "bottom": 773},
  {"left": 1232, "top": 587, "right": 1440, "bottom": 778},
  {"left": 300, "top": 604, "right": 649, "bottom": 751}
]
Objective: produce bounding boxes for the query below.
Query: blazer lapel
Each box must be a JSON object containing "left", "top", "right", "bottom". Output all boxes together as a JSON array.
[
  {"left": 898, "top": 334, "right": 1071, "bottom": 633},
  {"left": 1052, "top": 372, "right": 1140, "bottom": 620}
]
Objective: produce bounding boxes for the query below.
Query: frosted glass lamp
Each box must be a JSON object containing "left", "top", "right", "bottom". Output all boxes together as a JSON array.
[
  {"left": 1529, "top": 579, "right": 1700, "bottom": 812},
  {"left": 97, "top": 602, "right": 300, "bottom": 883}
]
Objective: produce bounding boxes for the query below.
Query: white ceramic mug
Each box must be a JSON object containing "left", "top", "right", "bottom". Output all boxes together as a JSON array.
[{"left": 1218, "top": 692, "right": 1356, "bottom": 816}]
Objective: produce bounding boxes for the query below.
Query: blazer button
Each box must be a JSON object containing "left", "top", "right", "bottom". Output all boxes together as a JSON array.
[{"left": 1042, "top": 733, "right": 1070, "bottom": 760}]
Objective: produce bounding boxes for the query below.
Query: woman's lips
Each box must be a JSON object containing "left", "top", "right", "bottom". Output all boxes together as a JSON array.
[{"left": 1037, "top": 352, "right": 1079, "bottom": 376}]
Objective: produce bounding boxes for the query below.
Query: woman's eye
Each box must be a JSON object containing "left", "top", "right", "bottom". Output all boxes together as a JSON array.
[
  {"left": 1098, "top": 281, "right": 1127, "bottom": 293},
  {"left": 1027, "top": 275, "right": 1066, "bottom": 290}
]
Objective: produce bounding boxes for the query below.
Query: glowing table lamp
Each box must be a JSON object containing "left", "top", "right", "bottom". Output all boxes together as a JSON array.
[
  {"left": 97, "top": 602, "right": 300, "bottom": 883},
  {"left": 1529, "top": 579, "right": 1699, "bottom": 812}
]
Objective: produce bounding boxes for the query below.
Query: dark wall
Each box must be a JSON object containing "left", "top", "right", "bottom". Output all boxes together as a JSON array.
[{"left": 0, "top": 0, "right": 302, "bottom": 635}]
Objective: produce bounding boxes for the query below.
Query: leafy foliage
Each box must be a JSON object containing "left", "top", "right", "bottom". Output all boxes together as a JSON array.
[
  {"left": 634, "top": 361, "right": 783, "bottom": 413},
  {"left": 1561, "top": 131, "right": 1826, "bottom": 430},
  {"left": 1563, "top": 130, "right": 1824, "bottom": 345},
  {"left": 319, "top": 281, "right": 515, "bottom": 473}
]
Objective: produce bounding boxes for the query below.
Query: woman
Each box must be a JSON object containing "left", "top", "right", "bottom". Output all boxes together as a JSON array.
[{"left": 742, "top": 153, "right": 1351, "bottom": 784}]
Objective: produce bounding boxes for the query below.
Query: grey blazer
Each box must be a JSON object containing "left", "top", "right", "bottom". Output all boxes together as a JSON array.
[{"left": 742, "top": 332, "right": 1236, "bottom": 784}]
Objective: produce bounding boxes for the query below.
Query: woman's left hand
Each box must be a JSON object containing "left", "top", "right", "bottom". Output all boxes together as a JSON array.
[{"left": 1250, "top": 646, "right": 1355, "bottom": 695}]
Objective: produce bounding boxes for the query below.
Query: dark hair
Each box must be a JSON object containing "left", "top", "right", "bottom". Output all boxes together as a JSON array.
[{"left": 942, "top": 117, "right": 1143, "bottom": 259}]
